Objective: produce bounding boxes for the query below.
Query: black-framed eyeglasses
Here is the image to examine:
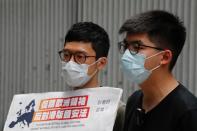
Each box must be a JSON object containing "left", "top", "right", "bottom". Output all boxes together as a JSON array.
[
  {"left": 118, "top": 39, "right": 164, "bottom": 55},
  {"left": 58, "top": 50, "right": 96, "bottom": 64}
]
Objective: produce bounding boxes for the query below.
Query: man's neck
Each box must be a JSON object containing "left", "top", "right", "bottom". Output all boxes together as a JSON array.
[{"left": 140, "top": 71, "right": 178, "bottom": 113}]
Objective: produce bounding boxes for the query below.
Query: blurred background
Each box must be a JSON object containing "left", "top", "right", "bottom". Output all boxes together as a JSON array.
[{"left": 0, "top": 0, "right": 197, "bottom": 130}]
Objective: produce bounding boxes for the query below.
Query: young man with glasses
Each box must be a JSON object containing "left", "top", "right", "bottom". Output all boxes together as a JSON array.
[
  {"left": 59, "top": 22, "right": 125, "bottom": 131},
  {"left": 118, "top": 10, "right": 197, "bottom": 131}
]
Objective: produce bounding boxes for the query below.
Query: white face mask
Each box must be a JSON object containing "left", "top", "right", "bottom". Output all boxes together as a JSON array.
[
  {"left": 121, "top": 49, "right": 163, "bottom": 84},
  {"left": 61, "top": 60, "right": 98, "bottom": 88}
]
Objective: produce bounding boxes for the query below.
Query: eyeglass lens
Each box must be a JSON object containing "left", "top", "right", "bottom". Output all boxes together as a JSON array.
[{"left": 59, "top": 50, "right": 87, "bottom": 64}]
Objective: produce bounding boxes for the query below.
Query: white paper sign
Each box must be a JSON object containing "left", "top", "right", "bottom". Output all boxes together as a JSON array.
[{"left": 3, "top": 87, "right": 123, "bottom": 131}]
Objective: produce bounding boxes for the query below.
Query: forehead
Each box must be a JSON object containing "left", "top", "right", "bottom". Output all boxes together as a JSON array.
[
  {"left": 64, "top": 41, "right": 95, "bottom": 54},
  {"left": 126, "top": 33, "right": 155, "bottom": 46}
]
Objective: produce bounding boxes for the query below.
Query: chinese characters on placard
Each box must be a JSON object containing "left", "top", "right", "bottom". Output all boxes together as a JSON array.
[{"left": 33, "top": 96, "right": 89, "bottom": 122}]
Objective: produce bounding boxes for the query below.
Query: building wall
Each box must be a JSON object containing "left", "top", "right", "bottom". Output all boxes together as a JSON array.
[{"left": 0, "top": 0, "right": 197, "bottom": 130}]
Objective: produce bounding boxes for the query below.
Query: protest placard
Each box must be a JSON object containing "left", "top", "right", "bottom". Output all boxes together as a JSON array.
[{"left": 3, "top": 87, "right": 122, "bottom": 131}]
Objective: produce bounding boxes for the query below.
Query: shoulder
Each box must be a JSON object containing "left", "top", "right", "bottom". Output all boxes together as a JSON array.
[
  {"left": 128, "top": 90, "right": 142, "bottom": 101},
  {"left": 124, "top": 90, "right": 142, "bottom": 121},
  {"left": 177, "top": 108, "right": 197, "bottom": 130},
  {"left": 173, "top": 84, "right": 197, "bottom": 110},
  {"left": 171, "top": 84, "right": 197, "bottom": 129},
  {"left": 126, "top": 90, "right": 142, "bottom": 108}
]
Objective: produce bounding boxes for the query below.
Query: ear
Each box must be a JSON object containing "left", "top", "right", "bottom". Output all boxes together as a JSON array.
[
  {"left": 160, "top": 50, "right": 172, "bottom": 65},
  {"left": 97, "top": 57, "right": 108, "bottom": 70}
]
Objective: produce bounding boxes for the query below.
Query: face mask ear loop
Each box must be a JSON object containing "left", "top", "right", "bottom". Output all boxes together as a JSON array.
[
  {"left": 150, "top": 64, "right": 161, "bottom": 72},
  {"left": 146, "top": 51, "right": 165, "bottom": 72},
  {"left": 146, "top": 51, "right": 165, "bottom": 60},
  {"left": 87, "top": 58, "right": 102, "bottom": 77},
  {"left": 87, "top": 58, "right": 101, "bottom": 67},
  {"left": 89, "top": 68, "right": 98, "bottom": 78}
]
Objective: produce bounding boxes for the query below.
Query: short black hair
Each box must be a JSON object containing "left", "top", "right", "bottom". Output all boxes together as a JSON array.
[
  {"left": 119, "top": 10, "right": 186, "bottom": 71},
  {"left": 64, "top": 22, "right": 110, "bottom": 59}
]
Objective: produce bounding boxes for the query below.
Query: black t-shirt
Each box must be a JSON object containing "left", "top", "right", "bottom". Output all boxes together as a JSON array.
[{"left": 123, "top": 84, "right": 197, "bottom": 131}]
